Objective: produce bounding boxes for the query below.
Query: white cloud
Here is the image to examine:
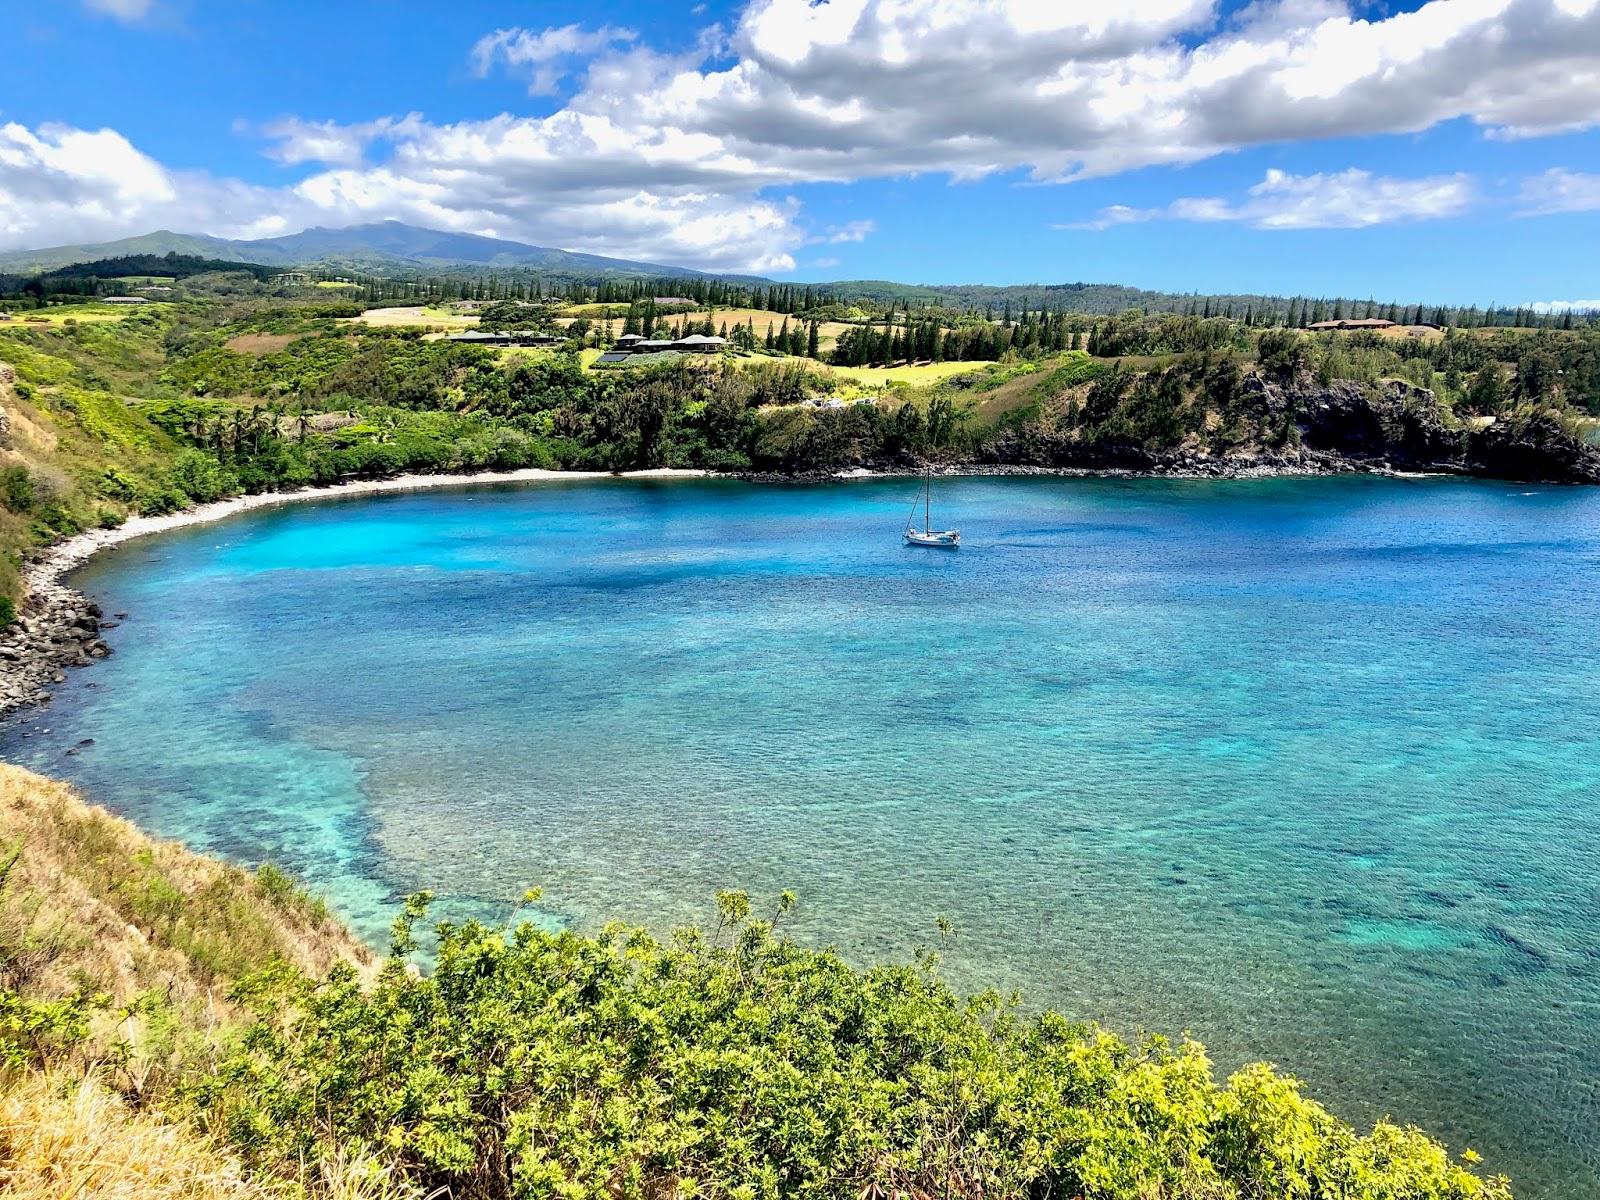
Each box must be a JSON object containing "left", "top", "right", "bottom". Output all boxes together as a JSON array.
[
  {"left": 812, "top": 220, "right": 875, "bottom": 244},
  {"left": 1071, "top": 168, "right": 1476, "bottom": 230},
  {"left": 257, "top": 115, "right": 425, "bottom": 168},
  {"left": 0, "top": 122, "right": 294, "bottom": 248},
  {"left": 471, "top": 24, "right": 636, "bottom": 95},
  {"left": 1529, "top": 298, "right": 1600, "bottom": 312},
  {"left": 9, "top": 0, "right": 1600, "bottom": 272},
  {"left": 82, "top": 0, "right": 154, "bottom": 22},
  {"left": 1517, "top": 167, "right": 1600, "bottom": 214}
]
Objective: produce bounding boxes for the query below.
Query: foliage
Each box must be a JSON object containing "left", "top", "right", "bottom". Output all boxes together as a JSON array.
[
  {"left": 190, "top": 891, "right": 1511, "bottom": 1200},
  {"left": 5, "top": 291, "right": 1600, "bottom": 618}
]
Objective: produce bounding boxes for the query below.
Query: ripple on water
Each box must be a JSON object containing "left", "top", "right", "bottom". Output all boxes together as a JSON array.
[{"left": 3, "top": 475, "right": 1600, "bottom": 1196}]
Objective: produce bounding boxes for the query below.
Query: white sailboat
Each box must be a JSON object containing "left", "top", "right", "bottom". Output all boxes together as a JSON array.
[{"left": 903, "top": 469, "right": 960, "bottom": 548}]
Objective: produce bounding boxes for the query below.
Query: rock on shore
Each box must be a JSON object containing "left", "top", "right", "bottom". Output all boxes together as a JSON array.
[{"left": 0, "top": 576, "right": 111, "bottom": 718}]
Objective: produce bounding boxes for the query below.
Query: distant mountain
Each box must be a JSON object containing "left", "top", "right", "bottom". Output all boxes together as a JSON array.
[{"left": 0, "top": 222, "right": 717, "bottom": 279}]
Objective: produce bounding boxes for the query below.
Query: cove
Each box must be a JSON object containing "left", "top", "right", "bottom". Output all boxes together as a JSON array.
[{"left": 3, "top": 473, "right": 1599, "bottom": 1196}]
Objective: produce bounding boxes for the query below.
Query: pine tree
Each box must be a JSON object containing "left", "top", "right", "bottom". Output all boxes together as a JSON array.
[{"left": 807, "top": 320, "right": 819, "bottom": 359}]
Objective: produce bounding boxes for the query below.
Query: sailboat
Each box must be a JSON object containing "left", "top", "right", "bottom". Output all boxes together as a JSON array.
[{"left": 903, "top": 469, "right": 960, "bottom": 548}]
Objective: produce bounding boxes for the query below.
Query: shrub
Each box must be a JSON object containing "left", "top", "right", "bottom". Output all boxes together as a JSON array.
[
  {"left": 0, "top": 466, "right": 35, "bottom": 514},
  {"left": 0, "top": 595, "right": 14, "bottom": 630},
  {"left": 167, "top": 451, "right": 237, "bottom": 505},
  {"left": 195, "top": 893, "right": 1512, "bottom": 1200}
]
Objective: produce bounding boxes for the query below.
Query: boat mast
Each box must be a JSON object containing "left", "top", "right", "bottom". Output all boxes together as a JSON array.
[{"left": 924, "top": 470, "right": 931, "bottom": 533}]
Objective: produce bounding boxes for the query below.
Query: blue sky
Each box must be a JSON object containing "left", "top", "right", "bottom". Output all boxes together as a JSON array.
[{"left": 4, "top": 0, "right": 1600, "bottom": 306}]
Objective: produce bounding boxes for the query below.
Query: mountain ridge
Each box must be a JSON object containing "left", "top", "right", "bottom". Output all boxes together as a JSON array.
[{"left": 0, "top": 221, "right": 716, "bottom": 279}]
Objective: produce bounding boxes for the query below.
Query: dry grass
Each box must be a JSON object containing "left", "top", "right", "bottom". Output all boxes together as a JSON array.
[
  {"left": 559, "top": 307, "right": 858, "bottom": 350},
  {"left": 349, "top": 306, "right": 478, "bottom": 330},
  {"left": 0, "top": 767, "right": 399, "bottom": 1200},
  {"left": 0, "top": 307, "right": 150, "bottom": 327},
  {"left": 0, "top": 1070, "right": 265, "bottom": 1200},
  {"left": 0, "top": 1069, "right": 410, "bottom": 1200},
  {"left": 0, "top": 765, "right": 371, "bottom": 1071},
  {"left": 224, "top": 333, "right": 297, "bottom": 356},
  {"left": 826, "top": 360, "right": 996, "bottom": 387}
]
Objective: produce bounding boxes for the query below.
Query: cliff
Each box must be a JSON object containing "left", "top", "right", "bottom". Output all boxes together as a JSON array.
[{"left": 976, "top": 373, "right": 1600, "bottom": 482}]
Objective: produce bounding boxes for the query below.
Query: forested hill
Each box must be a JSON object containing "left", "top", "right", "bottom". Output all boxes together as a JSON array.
[
  {"left": 2, "top": 223, "right": 1593, "bottom": 325},
  {"left": 0, "top": 222, "right": 730, "bottom": 279}
]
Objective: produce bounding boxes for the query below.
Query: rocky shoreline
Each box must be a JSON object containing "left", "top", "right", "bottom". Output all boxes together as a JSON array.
[{"left": 0, "top": 434, "right": 1589, "bottom": 720}]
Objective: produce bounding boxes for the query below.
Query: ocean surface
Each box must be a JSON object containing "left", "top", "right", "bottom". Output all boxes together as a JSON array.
[{"left": 3, "top": 474, "right": 1598, "bottom": 1195}]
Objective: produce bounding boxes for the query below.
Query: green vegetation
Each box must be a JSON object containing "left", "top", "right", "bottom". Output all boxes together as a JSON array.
[
  {"left": 0, "top": 765, "right": 1511, "bottom": 1199},
  {"left": 4, "top": 274, "right": 1600, "bottom": 626}
]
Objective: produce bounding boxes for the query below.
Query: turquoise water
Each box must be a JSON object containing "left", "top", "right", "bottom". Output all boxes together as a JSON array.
[{"left": 3, "top": 475, "right": 1599, "bottom": 1196}]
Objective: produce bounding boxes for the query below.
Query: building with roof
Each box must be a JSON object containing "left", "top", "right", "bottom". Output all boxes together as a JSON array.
[
  {"left": 103, "top": 296, "right": 150, "bottom": 305},
  {"left": 445, "top": 330, "right": 565, "bottom": 347},
  {"left": 1306, "top": 317, "right": 1394, "bottom": 331},
  {"left": 605, "top": 333, "right": 727, "bottom": 357}
]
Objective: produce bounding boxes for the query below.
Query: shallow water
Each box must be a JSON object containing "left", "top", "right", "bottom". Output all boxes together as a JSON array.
[{"left": 4, "top": 475, "right": 1599, "bottom": 1195}]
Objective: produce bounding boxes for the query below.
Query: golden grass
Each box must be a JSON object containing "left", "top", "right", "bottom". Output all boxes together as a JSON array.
[
  {"left": 0, "top": 1070, "right": 265, "bottom": 1200},
  {"left": 224, "top": 333, "right": 297, "bottom": 356},
  {"left": 1, "top": 307, "right": 151, "bottom": 327},
  {"left": 558, "top": 307, "right": 857, "bottom": 350},
  {"left": 0, "top": 766, "right": 399, "bottom": 1200},
  {"left": 827, "top": 360, "right": 995, "bottom": 387},
  {"left": 0, "top": 1069, "right": 409, "bottom": 1200},
  {"left": 0, "top": 765, "right": 371, "bottom": 1048}
]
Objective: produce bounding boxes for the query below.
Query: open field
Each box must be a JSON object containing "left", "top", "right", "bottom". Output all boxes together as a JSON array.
[
  {"left": 558, "top": 306, "right": 859, "bottom": 350},
  {"left": 315, "top": 280, "right": 362, "bottom": 290},
  {"left": 0, "top": 304, "right": 161, "bottom": 327},
  {"left": 350, "top": 305, "right": 479, "bottom": 329},
  {"left": 826, "top": 359, "right": 996, "bottom": 387},
  {"left": 224, "top": 332, "right": 298, "bottom": 355},
  {"left": 503, "top": 346, "right": 605, "bottom": 368}
]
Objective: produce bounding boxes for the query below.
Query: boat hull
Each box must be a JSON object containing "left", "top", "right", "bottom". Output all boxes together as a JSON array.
[{"left": 904, "top": 530, "right": 960, "bottom": 548}]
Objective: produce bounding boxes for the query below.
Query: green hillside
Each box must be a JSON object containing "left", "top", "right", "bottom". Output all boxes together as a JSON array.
[{"left": 2, "top": 279, "right": 1598, "bottom": 629}]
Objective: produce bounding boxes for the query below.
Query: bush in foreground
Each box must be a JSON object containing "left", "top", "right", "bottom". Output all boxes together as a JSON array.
[{"left": 196, "top": 891, "right": 1510, "bottom": 1200}]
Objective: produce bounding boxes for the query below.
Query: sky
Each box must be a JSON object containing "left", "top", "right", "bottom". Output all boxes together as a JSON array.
[{"left": 3, "top": 0, "right": 1600, "bottom": 306}]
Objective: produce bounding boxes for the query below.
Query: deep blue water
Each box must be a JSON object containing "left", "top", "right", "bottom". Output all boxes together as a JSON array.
[{"left": 3, "top": 475, "right": 1599, "bottom": 1196}]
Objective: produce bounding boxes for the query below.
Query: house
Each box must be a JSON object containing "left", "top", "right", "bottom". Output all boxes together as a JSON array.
[
  {"left": 272, "top": 272, "right": 309, "bottom": 285},
  {"left": 103, "top": 296, "right": 150, "bottom": 305},
  {"left": 673, "top": 334, "right": 726, "bottom": 354},
  {"left": 651, "top": 296, "right": 695, "bottom": 306},
  {"left": 1306, "top": 317, "right": 1394, "bottom": 332},
  {"left": 606, "top": 334, "right": 727, "bottom": 356},
  {"left": 445, "top": 330, "right": 565, "bottom": 347},
  {"left": 0, "top": 312, "right": 11, "bottom": 322}
]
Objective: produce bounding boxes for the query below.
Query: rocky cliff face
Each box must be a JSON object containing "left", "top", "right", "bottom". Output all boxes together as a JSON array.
[
  {"left": 0, "top": 360, "right": 14, "bottom": 446},
  {"left": 976, "top": 372, "right": 1600, "bottom": 483}
]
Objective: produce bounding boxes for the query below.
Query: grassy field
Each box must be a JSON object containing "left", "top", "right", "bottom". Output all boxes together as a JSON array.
[
  {"left": 827, "top": 359, "right": 995, "bottom": 387},
  {"left": 0, "top": 304, "right": 160, "bottom": 327},
  {"left": 559, "top": 306, "right": 859, "bottom": 351},
  {"left": 315, "top": 280, "right": 362, "bottom": 290},
  {"left": 224, "top": 332, "right": 298, "bottom": 355},
  {"left": 350, "top": 305, "right": 479, "bottom": 329},
  {"left": 502, "top": 346, "right": 605, "bottom": 368}
]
